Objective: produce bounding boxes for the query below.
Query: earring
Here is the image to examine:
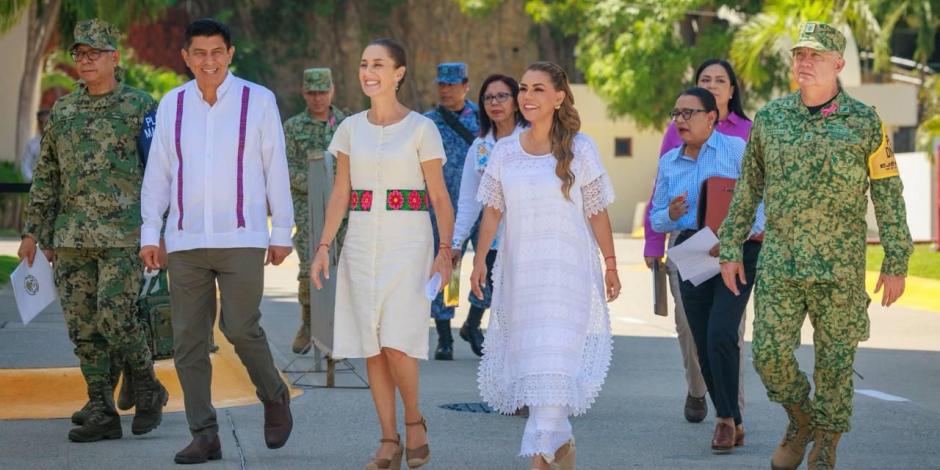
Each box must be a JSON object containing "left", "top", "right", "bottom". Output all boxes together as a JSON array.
[{"left": 554, "top": 105, "right": 561, "bottom": 110}]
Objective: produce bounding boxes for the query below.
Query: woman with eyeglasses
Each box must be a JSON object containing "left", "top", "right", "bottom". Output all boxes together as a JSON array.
[
  {"left": 450, "top": 74, "right": 528, "bottom": 357},
  {"left": 642, "top": 59, "right": 753, "bottom": 427},
  {"left": 650, "top": 87, "right": 765, "bottom": 454},
  {"left": 472, "top": 62, "right": 618, "bottom": 470}
]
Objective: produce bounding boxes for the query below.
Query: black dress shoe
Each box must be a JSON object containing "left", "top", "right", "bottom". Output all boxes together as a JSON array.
[
  {"left": 685, "top": 394, "right": 708, "bottom": 423},
  {"left": 434, "top": 342, "right": 453, "bottom": 360},
  {"left": 174, "top": 434, "right": 222, "bottom": 464},
  {"left": 459, "top": 323, "right": 485, "bottom": 357}
]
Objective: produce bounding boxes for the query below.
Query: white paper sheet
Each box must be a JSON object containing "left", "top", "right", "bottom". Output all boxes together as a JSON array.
[
  {"left": 11, "top": 250, "right": 58, "bottom": 325},
  {"left": 666, "top": 228, "right": 721, "bottom": 287},
  {"left": 425, "top": 272, "right": 442, "bottom": 300}
]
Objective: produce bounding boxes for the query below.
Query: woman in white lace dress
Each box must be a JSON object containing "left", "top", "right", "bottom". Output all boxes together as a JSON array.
[{"left": 470, "top": 62, "right": 620, "bottom": 470}]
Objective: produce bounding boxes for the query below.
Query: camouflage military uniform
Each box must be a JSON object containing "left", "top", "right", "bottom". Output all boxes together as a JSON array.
[
  {"left": 719, "top": 66, "right": 912, "bottom": 434},
  {"left": 22, "top": 19, "right": 166, "bottom": 440},
  {"left": 283, "top": 68, "right": 347, "bottom": 351}
]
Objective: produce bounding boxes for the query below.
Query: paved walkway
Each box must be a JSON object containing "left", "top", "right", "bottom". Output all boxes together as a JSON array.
[{"left": 1, "top": 237, "right": 939, "bottom": 469}]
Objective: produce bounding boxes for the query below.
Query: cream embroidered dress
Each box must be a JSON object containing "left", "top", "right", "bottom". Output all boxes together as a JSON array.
[
  {"left": 476, "top": 132, "right": 615, "bottom": 455},
  {"left": 328, "top": 111, "right": 445, "bottom": 360}
]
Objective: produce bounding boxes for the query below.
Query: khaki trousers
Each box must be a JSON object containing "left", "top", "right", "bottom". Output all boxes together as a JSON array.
[{"left": 168, "top": 248, "right": 286, "bottom": 436}]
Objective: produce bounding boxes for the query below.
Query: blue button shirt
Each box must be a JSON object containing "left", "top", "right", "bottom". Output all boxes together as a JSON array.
[{"left": 650, "top": 130, "right": 765, "bottom": 237}]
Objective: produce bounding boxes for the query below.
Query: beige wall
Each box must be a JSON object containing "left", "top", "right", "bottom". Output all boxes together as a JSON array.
[
  {"left": 0, "top": 12, "right": 33, "bottom": 162},
  {"left": 571, "top": 84, "right": 664, "bottom": 233}
]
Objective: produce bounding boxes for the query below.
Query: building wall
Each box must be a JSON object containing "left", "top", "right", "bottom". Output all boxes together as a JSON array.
[
  {"left": 0, "top": 12, "right": 32, "bottom": 162},
  {"left": 571, "top": 84, "right": 665, "bottom": 233}
]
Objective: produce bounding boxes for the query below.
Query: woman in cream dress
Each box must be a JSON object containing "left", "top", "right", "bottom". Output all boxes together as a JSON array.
[{"left": 311, "top": 38, "right": 453, "bottom": 470}]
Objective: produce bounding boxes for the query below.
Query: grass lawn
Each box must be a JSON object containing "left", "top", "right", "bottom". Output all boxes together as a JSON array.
[
  {"left": 867, "top": 243, "right": 940, "bottom": 280},
  {"left": 0, "top": 255, "right": 18, "bottom": 286}
]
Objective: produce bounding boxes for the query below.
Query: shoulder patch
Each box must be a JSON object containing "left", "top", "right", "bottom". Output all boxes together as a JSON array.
[{"left": 868, "top": 124, "right": 899, "bottom": 180}]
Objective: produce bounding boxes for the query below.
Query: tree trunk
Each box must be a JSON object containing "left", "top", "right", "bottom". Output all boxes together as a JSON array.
[{"left": 15, "top": 0, "right": 60, "bottom": 167}]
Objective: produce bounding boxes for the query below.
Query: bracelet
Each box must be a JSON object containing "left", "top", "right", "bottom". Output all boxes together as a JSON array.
[
  {"left": 316, "top": 243, "right": 330, "bottom": 252},
  {"left": 606, "top": 268, "right": 618, "bottom": 272},
  {"left": 604, "top": 255, "right": 616, "bottom": 261}
]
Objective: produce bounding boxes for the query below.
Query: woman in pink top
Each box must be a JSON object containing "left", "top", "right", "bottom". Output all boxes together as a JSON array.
[{"left": 643, "top": 59, "right": 752, "bottom": 425}]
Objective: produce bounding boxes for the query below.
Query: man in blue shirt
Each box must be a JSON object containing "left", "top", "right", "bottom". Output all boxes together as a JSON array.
[{"left": 424, "top": 62, "right": 479, "bottom": 360}]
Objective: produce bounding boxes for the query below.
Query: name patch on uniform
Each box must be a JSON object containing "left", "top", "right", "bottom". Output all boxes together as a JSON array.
[{"left": 868, "top": 125, "right": 899, "bottom": 180}]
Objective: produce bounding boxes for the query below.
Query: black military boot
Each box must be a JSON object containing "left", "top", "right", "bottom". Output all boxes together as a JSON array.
[
  {"left": 459, "top": 306, "right": 485, "bottom": 357},
  {"left": 131, "top": 368, "right": 169, "bottom": 435},
  {"left": 68, "top": 387, "right": 122, "bottom": 442},
  {"left": 70, "top": 400, "right": 94, "bottom": 426},
  {"left": 72, "top": 364, "right": 122, "bottom": 425},
  {"left": 434, "top": 319, "right": 454, "bottom": 360},
  {"left": 117, "top": 363, "right": 136, "bottom": 411}
]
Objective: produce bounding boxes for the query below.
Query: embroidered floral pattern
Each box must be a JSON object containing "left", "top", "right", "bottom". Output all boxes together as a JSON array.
[
  {"left": 348, "top": 190, "right": 372, "bottom": 211},
  {"left": 407, "top": 190, "right": 423, "bottom": 210},
  {"left": 476, "top": 140, "right": 493, "bottom": 172},
  {"left": 387, "top": 189, "right": 429, "bottom": 211},
  {"left": 349, "top": 189, "right": 429, "bottom": 211},
  {"left": 387, "top": 190, "right": 404, "bottom": 210}
]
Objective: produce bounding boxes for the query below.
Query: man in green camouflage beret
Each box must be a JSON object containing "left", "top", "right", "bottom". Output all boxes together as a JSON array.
[
  {"left": 18, "top": 18, "right": 168, "bottom": 443},
  {"left": 718, "top": 21, "right": 912, "bottom": 470},
  {"left": 282, "top": 67, "right": 347, "bottom": 354}
]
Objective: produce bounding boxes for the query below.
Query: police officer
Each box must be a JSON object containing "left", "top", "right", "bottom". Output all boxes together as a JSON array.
[
  {"left": 424, "top": 62, "right": 479, "bottom": 360},
  {"left": 283, "top": 67, "right": 347, "bottom": 354},
  {"left": 18, "top": 19, "right": 168, "bottom": 443},
  {"left": 718, "top": 22, "right": 912, "bottom": 470}
]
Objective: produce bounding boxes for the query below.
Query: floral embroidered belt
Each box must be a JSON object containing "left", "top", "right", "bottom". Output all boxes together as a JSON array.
[{"left": 349, "top": 189, "right": 430, "bottom": 212}]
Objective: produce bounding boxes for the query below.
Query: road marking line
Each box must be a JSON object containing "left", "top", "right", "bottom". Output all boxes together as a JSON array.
[{"left": 855, "top": 389, "right": 910, "bottom": 402}]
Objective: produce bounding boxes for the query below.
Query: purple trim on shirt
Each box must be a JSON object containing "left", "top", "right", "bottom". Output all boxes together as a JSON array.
[
  {"left": 236, "top": 86, "right": 250, "bottom": 228},
  {"left": 174, "top": 90, "right": 185, "bottom": 230},
  {"left": 643, "top": 112, "right": 752, "bottom": 257}
]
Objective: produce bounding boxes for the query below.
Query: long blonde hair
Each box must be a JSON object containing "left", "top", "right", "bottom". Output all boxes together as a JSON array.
[{"left": 525, "top": 61, "right": 581, "bottom": 200}]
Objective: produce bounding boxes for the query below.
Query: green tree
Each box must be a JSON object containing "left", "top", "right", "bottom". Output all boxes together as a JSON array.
[{"left": 0, "top": 0, "right": 173, "bottom": 169}]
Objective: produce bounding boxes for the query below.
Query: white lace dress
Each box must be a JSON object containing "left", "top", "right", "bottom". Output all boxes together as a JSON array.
[{"left": 476, "top": 132, "right": 615, "bottom": 457}]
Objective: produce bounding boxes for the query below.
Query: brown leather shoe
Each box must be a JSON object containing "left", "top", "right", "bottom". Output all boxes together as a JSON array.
[
  {"left": 263, "top": 390, "right": 293, "bottom": 449},
  {"left": 685, "top": 394, "right": 707, "bottom": 423},
  {"left": 174, "top": 434, "right": 222, "bottom": 464},
  {"left": 711, "top": 422, "right": 736, "bottom": 454},
  {"left": 735, "top": 424, "right": 745, "bottom": 447}
]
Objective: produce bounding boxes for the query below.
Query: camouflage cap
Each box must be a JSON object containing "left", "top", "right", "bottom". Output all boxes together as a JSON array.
[
  {"left": 71, "top": 19, "right": 120, "bottom": 51},
  {"left": 436, "top": 62, "right": 468, "bottom": 84},
  {"left": 303, "top": 67, "right": 333, "bottom": 92},
  {"left": 791, "top": 22, "right": 846, "bottom": 55}
]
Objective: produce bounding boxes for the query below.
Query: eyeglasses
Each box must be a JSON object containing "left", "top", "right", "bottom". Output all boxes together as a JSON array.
[
  {"left": 482, "top": 92, "right": 513, "bottom": 105},
  {"left": 71, "top": 48, "right": 109, "bottom": 62},
  {"left": 669, "top": 108, "right": 706, "bottom": 121}
]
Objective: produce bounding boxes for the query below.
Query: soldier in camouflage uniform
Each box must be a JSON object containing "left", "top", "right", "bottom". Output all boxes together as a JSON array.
[
  {"left": 424, "top": 62, "right": 479, "bottom": 360},
  {"left": 718, "top": 22, "right": 912, "bottom": 470},
  {"left": 18, "top": 19, "right": 168, "bottom": 443},
  {"left": 283, "top": 67, "right": 347, "bottom": 354}
]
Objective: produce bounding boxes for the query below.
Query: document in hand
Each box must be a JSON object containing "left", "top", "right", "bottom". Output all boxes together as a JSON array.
[
  {"left": 11, "top": 250, "right": 58, "bottom": 325},
  {"left": 666, "top": 227, "right": 721, "bottom": 287}
]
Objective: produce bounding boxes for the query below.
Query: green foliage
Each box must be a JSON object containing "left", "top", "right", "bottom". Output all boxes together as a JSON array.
[
  {"left": 120, "top": 53, "right": 185, "bottom": 101},
  {"left": 0, "top": 255, "right": 18, "bottom": 286},
  {"left": 575, "top": 1, "right": 737, "bottom": 129},
  {"left": 0, "top": 161, "right": 24, "bottom": 183},
  {"left": 55, "top": 0, "right": 175, "bottom": 50},
  {"left": 455, "top": 0, "right": 503, "bottom": 17},
  {"left": 867, "top": 244, "right": 940, "bottom": 279}
]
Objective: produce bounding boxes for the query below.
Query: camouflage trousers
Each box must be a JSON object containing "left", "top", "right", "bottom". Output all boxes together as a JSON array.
[
  {"left": 292, "top": 197, "right": 346, "bottom": 317},
  {"left": 54, "top": 247, "right": 154, "bottom": 392},
  {"left": 751, "top": 275, "right": 870, "bottom": 433}
]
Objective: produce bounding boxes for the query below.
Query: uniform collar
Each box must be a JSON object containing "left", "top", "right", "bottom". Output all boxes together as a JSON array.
[{"left": 793, "top": 88, "right": 847, "bottom": 119}]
